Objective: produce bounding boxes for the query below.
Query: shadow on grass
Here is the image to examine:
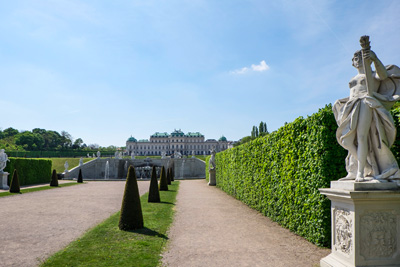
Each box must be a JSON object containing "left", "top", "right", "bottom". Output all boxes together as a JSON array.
[
  {"left": 129, "top": 227, "right": 169, "bottom": 240},
  {"left": 159, "top": 201, "right": 175, "bottom": 205}
]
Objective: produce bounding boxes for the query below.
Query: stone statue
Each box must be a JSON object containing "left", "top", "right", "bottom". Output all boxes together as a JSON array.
[
  {"left": 87, "top": 153, "right": 90, "bottom": 158},
  {"left": 97, "top": 151, "right": 101, "bottom": 158},
  {"left": 79, "top": 157, "right": 84, "bottom": 166},
  {"left": 118, "top": 152, "right": 122, "bottom": 159},
  {"left": 209, "top": 149, "right": 216, "bottom": 170},
  {"left": 114, "top": 151, "right": 119, "bottom": 158},
  {"left": 92, "top": 153, "right": 95, "bottom": 158},
  {"left": 333, "top": 35, "right": 400, "bottom": 183},
  {"left": 131, "top": 153, "right": 135, "bottom": 159},
  {"left": 161, "top": 151, "right": 166, "bottom": 159},
  {"left": 64, "top": 161, "right": 69, "bottom": 172},
  {"left": 0, "top": 149, "right": 10, "bottom": 172},
  {"left": 192, "top": 150, "right": 195, "bottom": 158},
  {"left": 208, "top": 149, "right": 216, "bottom": 186}
]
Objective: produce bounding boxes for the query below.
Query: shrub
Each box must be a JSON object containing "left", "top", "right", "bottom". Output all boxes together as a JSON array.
[
  {"left": 50, "top": 169, "right": 58, "bottom": 186},
  {"left": 77, "top": 169, "right": 83, "bottom": 183},
  {"left": 167, "top": 167, "right": 171, "bottom": 185},
  {"left": 4, "top": 158, "right": 51, "bottom": 186},
  {"left": 119, "top": 166, "right": 143, "bottom": 230},
  {"left": 214, "top": 105, "right": 347, "bottom": 247},
  {"left": 148, "top": 166, "right": 160, "bottom": 203},
  {"left": 9, "top": 169, "right": 20, "bottom": 193},
  {"left": 159, "top": 166, "right": 168, "bottom": 191},
  {"left": 170, "top": 167, "right": 174, "bottom": 181}
]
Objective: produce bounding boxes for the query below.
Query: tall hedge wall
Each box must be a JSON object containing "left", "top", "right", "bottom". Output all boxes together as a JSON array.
[
  {"left": 4, "top": 158, "right": 52, "bottom": 186},
  {"left": 215, "top": 105, "right": 347, "bottom": 247}
]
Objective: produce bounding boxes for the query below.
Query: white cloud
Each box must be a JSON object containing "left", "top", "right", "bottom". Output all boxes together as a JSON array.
[{"left": 231, "top": 60, "right": 270, "bottom": 74}]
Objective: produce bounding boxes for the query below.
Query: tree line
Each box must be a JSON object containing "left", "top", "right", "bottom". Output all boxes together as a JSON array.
[
  {"left": 234, "top": 121, "right": 269, "bottom": 147},
  {"left": 0, "top": 127, "right": 116, "bottom": 151}
]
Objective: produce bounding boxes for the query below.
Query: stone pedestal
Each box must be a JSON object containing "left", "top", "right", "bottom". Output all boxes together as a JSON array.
[
  {"left": 208, "top": 169, "right": 216, "bottom": 186},
  {"left": 320, "top": 181, "right": 400, "bottom": 267},
  {"left": 0, "top": 172, "right": 9, "bottom": 190}
]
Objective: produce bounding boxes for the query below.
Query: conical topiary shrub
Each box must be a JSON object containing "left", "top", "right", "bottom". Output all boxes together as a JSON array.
[
  {"left": 119, "top": 166, "right": 144, "bottom": 230},
  {"left": 9, "top": 169, "right": 20, "bottom": 193},
  {"left": 77, "top": 169, "right": 83, "bottom": 183},
  {"left": 50, "top": 169, "right": 58, "bottom": 187},
  {"left": 167, "top": 167, "right": 171, "bottom": 185},
  {"left": 170, "top": 167, "right": 174, "bottom": 181},
  {"left": 159, "top": 166, "right": 168, "bottom": 191},
  {"left": 148, "top": 166, "right": 160, "bottom": 203}
]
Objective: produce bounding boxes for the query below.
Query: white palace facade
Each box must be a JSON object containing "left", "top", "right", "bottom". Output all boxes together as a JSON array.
[{"left": 125, "top": 129, "right": 229, "bottom": 156}]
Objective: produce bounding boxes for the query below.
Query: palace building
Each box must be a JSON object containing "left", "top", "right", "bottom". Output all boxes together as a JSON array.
[{"left": 125, "top": 129, "right": 229, "bottom": 156}]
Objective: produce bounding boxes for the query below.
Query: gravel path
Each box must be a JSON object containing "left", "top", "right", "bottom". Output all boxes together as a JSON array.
[
  {"left": 0, "top": 180, "right": 149, "bottom": 267},
  {"left": 162, "top": 180, "right": 330, "bottom": 267}
]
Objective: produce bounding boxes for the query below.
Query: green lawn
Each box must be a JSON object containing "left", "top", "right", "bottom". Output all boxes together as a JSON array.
[
  {"left": 41, "top": 181, "right": 179, "bottom": 267},
  {"left": 0, "top": 182, "right": 79, "bottom": 198},
  {"left": 49, "top": 158, "right": 95, "bottom": 173}
]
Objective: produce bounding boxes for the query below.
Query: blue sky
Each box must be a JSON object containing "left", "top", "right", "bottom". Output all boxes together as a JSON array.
[{"left": 1, "top": 0, "right": 400, "bottom": 147}]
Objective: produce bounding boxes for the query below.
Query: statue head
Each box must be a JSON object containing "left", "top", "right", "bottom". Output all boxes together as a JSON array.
[{"left": 352, "top": 50, "right": 363, "bottom": 68}]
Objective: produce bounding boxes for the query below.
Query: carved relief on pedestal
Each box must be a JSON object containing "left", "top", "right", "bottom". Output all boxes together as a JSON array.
[
  {"left": 334, "top": 208, "right": 353, "bottom": 254},
  {"left": 360, "top": 211, "right": 397, "bottom": 259}
]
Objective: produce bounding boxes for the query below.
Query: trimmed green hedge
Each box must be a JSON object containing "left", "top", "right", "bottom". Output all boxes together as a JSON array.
[
  {"left": 215, "top": 105, "right": 347, "bottom": 247},
  {"left": 4, "top": 158, "right": 52, "bottom": 186}
]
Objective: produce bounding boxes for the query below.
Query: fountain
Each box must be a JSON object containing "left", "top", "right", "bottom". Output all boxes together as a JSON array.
[{"left": 105, "top": 161, "right": 109, "bottom": 179}]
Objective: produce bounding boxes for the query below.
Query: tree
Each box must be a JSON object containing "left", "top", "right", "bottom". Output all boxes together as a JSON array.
[
  {"left": 61, "top": 131, "right": 73, "bottom": 148},
  {"left": 169, "top": 168, "right": 174, "bottom": 181},
  {"left": 159, "top": 166, "right": 168, "bottom": 191},
  {"left": 50, "top": 169, "right": 58, "bottom": 186},
  {"left": 77, "top": 169, "right": 83, "bottom": 183},
  {"left": 259, "top": 121, "right": 269, "bottom": 136},
  {"left": 119, "top": 166, "right": 144, "bottom": 230},
  {"left": 148, "top": 166, "right": 160, "bottom": 203},
  {"left": 3, "top": 127, "right": 19, "bottom": 138},
  {"left": 15, "top": 131, "right": 45, "bottom": 150},
  {"left": 73, "top": 138, "right": 84, "bottom": 149},
  {"left": 9, "top": 169, "right": 20, "bottom": 193}
]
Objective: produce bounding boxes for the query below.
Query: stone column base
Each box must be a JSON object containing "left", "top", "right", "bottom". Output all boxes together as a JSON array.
[
  {"left": 208, "top": 169, "right": 216, "bottom": 186},
  {"left": 0, "top": 172, "right": 9, "bottom": 190},
  {"left": 320, "top": 181, "right": 400, "bottom": 267}
]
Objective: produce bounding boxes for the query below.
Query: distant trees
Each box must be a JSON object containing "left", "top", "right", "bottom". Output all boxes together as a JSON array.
[{"left": 234, "top": 121, "right": 269, "bottom": 147}]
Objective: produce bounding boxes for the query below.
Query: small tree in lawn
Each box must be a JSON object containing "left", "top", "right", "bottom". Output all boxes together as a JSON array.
[
  {"left": 77, "top": 169, "right": 83, "bottom": 183},
  {"left": 159, "top": 166, "right": 168, "bottom": 191},
  {"left": 50, "top": 169, "right": 58, "bottom": 186},
  {"left": 167, "top": 167, "right": 171, "bottom": 185},
  {"left": 9, "top": 169, "right": 20, "bottom": 193},
  {"left": 119, "top": 166, "right": 143, "bottom": 230},
  {"left": 148, "top": 166, "right": 160, "bottom": 203},
  {"left": 170, "top": 167, "right": 174, "bottom": 181}
]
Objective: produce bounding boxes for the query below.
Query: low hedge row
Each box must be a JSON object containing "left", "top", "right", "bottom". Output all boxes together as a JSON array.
[
  {"left": 214, "top": 105, "right": 347, "bottom": 247},
  {"left": 4, "top": 158, "right": 52, "bottom": 186}
]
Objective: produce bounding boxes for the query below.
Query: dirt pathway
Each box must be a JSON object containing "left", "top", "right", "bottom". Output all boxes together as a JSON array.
[
  {"left": 0, "top": 181, "right": 149, "bottom": 267},
  {"left": 162, "top": 180, "right": 329, "bottom": 267}
]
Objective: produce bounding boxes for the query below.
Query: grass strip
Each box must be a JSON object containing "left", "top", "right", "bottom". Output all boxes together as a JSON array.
[
  {"left": 0, "top": 182, "right": 78, "bottom": 198},
  {"left": 41, "top": 181, "right": 180, "bottom": 267}
]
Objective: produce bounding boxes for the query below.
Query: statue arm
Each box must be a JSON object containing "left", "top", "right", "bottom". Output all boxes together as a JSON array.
[{"left": 368, "top": 51, "right": 388, "bottom": 81}]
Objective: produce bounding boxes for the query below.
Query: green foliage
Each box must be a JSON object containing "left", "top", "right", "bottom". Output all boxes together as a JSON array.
[
  {"left": 9, "top": 169, "right": 20, "bottom": 193},
  {"left": 148, "top": 166, "right": 160, "bottom": 203},
  {"left": 214, "top": 105, "right": 347, "bottom": 247},
  {"left": 167, "top": 167, "right": 171, "bottom": 185},
  {"left": 169, "top": 168, "right": 174, "bottom": 181},
  {"left": 77, "top": 169, "right": 83, "bottom": 183},
  {"left": 4, "top": 158, "right": 52, "bottom": 186},
  {"left": 119, "top": 166, "right": 144, "bottom": 230},
  {"left": 50, "top": 169, "right": 58, "bottom": 187},
  {"left": 390, "top": 107, "right": 400, "bottom": 162},
  {"left": 159, "top": 166, "right": 168, "bottom": 191}
]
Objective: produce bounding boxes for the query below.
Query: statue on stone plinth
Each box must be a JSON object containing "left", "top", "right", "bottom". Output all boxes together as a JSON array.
[
  {"left": 208, "top": 148, "right": 216, "bottom": 186},
  {"left": 97, "top": 151, "right": 101, "bottom": 158},
  {"left": 333, "top": 35, "right": 400, "bottom": 183},
  {"left": 79, "top": 157, "right": 84, "bottom": 166},
  {"left": 0, "top": 149, "right": 10, "bottom": 172},
  {"left": 161, "top": 151, "right": 166, "bottom": 159},
  {"left": 64, "top": 161, "right": 69, "bottom": 172},
  {"left": 131, "top": 153, "right": 135, "bottom": 159}
]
